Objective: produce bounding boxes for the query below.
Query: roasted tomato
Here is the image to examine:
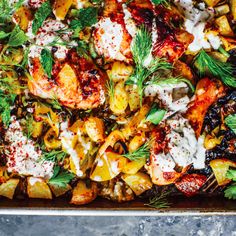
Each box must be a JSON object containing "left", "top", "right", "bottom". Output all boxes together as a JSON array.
[
  {"left": 186, "top": 78, "right": 225, "bottom": 138},
  {"left": 28, "top": 51, "right": 106, "bottom": 109},
  {"left": 175, "top": 174, "right": 207, "bottom": 197}
]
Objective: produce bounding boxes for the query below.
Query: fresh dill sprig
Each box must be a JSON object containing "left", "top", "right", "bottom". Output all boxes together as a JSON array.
[
  {"left": 145, "top": 190, "right": 172, "bottom": 209},
  {"left": 122, "top": 141, "right": 151, "bottom": 161},
  {"left": 106, "top": 78, "right": 115, "bottom": 99},
  {"left": 194, "top": 49, "right": 236, "bottom": 88},
  {"left": 50, "top": 96, "right": 62, "bottom": 110},
  {"left": 126, "top": 26, "right": 171, "bottom": 104},
  {"left": 25, "top": 115, "right": 34, "bottom": 139}
]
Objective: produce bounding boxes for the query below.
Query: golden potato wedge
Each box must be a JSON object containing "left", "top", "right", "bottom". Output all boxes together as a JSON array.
[
  {"left": 49, "top": 183, "right": 72, "bottom": 197},
  {"left": 13, "top": 6, "right": 32, "bottom": 31},
  {"left": 210, "top": 159, "right": 236, "bottom": 186},
  {"left": 70, "top": 180, "right": 97, "bottom": 205},
  {"left": 90, "top": 151, "right": 128, "bottom": 182},
  {"left": 27, "top": 177, "right": 52, "bottom": 199},
  {"left": 215, "top": 16, "right": 234, "bottom": 37},
  {"left": 231, "top": 0, "right": 236, "bottom": 20},
  {"left": 122, "top": 159, "right": 146, "bottom": 175},
  {"left": 121, "top": 172, "right": 153, "bottom": 196},
  {"left": 53, "top": 0, "right": 73, "bottom": 20},
  {"left": 85, "top": 117, "right": 105, "bottom": 143},
  {"left": 0, "top": 179, "right": 19, "bottom": 199},
  {"left": 204, "top": 0, "right": 221, "bottom": 7}
]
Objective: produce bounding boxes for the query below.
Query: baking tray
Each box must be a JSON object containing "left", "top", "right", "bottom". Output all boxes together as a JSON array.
[{"left": 0, "top": 195, "right": 235, "bottom": 216}]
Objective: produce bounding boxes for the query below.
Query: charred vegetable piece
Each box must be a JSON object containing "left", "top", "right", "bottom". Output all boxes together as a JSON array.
[{"left": 0, "top": 179, "right": 19, "bottom": 199}]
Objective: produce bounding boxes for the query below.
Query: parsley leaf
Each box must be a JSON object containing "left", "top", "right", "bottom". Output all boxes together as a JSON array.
[
  {"left": 0, "top": 90, "right": 16, "bottom": 127},
  {"left": 40, "top": 48, "right": 53, "bottom": 78},
  {"left": 0, "top": 31, "right": 10, "bottom": 40},
  {"left": 151, "top": 0, "right": 169, "bottom": 6},
  {"left": 224, "top": 184, "right": 236, "bottom": 200},
  {"left": 7, "top": 25, "right": 28, "bottom": 47},
  {"left": 41, "top": 150, "right": 67, "bottom": 163},
  {"left": 146, "top": 104, "right": 166, "bottom": 125},
  {"left": 48, "top": 167, "right": 75, "bottom": 188},
  {"left": 194, "top": 50, "right": 236, "bottom": 88},
  {"left": 225, "top": 114, "right": 236, "bottom": 134},
  {"left": 32, "top": 0, "right": 51, "bottom": 35},
  {"left": 226, "top": 170, "right": 236, "bottom": 182}
]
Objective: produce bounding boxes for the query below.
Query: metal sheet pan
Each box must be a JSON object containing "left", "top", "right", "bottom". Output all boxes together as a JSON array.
[{"left": 0, "top": 195, "right": 235, "bottom": 216}]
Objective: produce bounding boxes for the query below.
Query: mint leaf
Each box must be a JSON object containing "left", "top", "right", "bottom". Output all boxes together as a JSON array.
[
  {"left": 225, "top": 114, "right": 236, "bottom": 134},
  {"left": 40, "top": 48, "right": 53, "bottom": 78},
  {"left": 8, "top": 25, "right": 28, "bottom": 47},
  {"left": 32, "top": 0, "right": 51, "bottom": 35},
  {"left": 146, "top": 104, "right": 166, "bottom": 125}
]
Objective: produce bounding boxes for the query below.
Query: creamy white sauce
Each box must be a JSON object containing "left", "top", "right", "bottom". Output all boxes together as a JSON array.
[
  {"left": 152, "top": 115, "right": 206, "bottom": 172},
  {"left": 5, "top": 118, "right": 54, "bottom": 178},
  {"left": 94, "top": 17, "right": 126, "bottom": 61},
  {"left": 60, "top": 122, "right": 83, "bottom": 177},
  {"left": 175, "top": 0, "right": 221, "bottom": 52},
  {"left": 27, "top": 19, "right": 74, "bottom": 60},
  {"left": 144, "top": 82, "right": 190, "bottom": 115},
  {"left": 122, "top": 4, "right": 137, "bottom": 37}
]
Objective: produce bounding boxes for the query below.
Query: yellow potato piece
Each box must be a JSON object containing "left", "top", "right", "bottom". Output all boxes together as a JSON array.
[
  {"left": 215, "top": 15, "right": 234, "bottom": 37},
  {"left": 13, "top": 6, "right": 32, "bottom": 31},
  {"left": 49, "top": 183, "right": 72, "bottom": 197},
  {"left": 70, "top": 180, "right": 97, "bottom": 205},
  {"left": 0, "top": 179, "right": 19, "bottom": 199},
  {"left": 122, "top": 172, "right": 153, "bottom": 196},
  {"left": 204, "top": 0, "right": 221, "bottom": 7},
  {"left": 122, "top": 159, "right": 146, "bottom": 175},
  {"left": 110, "top": 81, "right": 128, "bottom": 115},
  {"left": 53, "top": 0, "right": 73, "bottom": 20},
  {"left": 27, "top": 177, "right": 52, "bottom": 199},
  {"left": 210, "top": 159, "right": 236, "bottom": 186},
  {"left": 231, "top": 0, "right": 236, "bottom": 20},
  {"left": 85, "top": 117, "right": 105, "bottom": 143},
  {"left": 90, "top": 151, "right": 128, "bottom": 182}
]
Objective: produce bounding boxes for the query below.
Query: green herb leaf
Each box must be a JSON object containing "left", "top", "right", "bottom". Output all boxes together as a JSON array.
[
  {"left": 32, "top": 0, "right": 51, "bottom": 35},
  {"left": 72, "top": 7, "right": 98, "bottom": 29},
  {"left": 40, "top": 48, "right": 53, "bottom": 78},
  {"left": 0, "top": 31, "right": 10, "bottom": 39},
  {"left": 225, "top": 114, "right": 236, "bottom": 134},
  {"left": 146, "top": 104, "right": 166, "bottom": 125},
  {"left": 145, "top": 190, "right": 171, "bottom": 209},
  {"left": 106, "top": 78, "right": 115, "bottom": 99},
  {"left": 0, "top": 90, "right": 16, "bottom": 127},
  {"left": 151, "top": 0, "right": 169, "bottom": 6},
  {"left": 224, "top": 184, "right": 236, "bottom": 200},
  {"left": 48, "top": 168, "right": 75, "bottom": 188},
  {"left": 123, "top": 141, "right": 151, "bottom": 161},
  {"left": 7, "top": 25, "right": 28, "bottom": 47},
  {"left": 41, "top": 150, "right": 67, "bottom": 163},
  {"left": 194, "top": 50, "right": 236, "bottom": 88},
  {"left": 226, "top": 169, "right": 236, "bottom": 181}
]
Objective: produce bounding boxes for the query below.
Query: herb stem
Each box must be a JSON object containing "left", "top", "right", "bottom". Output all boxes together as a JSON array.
[{"left": 218, "top": 46, "right": 230, "bottom": 58}]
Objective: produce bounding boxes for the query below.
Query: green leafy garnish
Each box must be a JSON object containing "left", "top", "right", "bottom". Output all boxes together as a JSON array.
[
  {"left": 32, "top": 0, "right": 52, "bottom": 35},
  {"left": 122, "top": 141, "right": 151, "bottom": 161},
  {"left": 0, "top": 90, "right": 16, "bottom": 127},
  {"left": 41, "top": 150, "right": 68, "bottom": 163},
  {"left": 224, "top": 169, "right": 236, "bottom": 200},
  {"left": 226, "top": 170, "right": 236, "bottom": 182},
  {"left": 25, "top": 115, "right": 34, "bottom": 139},
  {"left": 151, "top": 0, "right": 169, "bottom": 7},
  {"left": 145, "top": 190, "right": 171, "bottom": 209},
  {"left": 40, "top": 48, "right": 53, "bottom": 78},
  {"left": 106, "top": 78, "right": 115, "bottom": 99},
  {"left": 126, "top": 26, "right": 171, "bottom": 104},
  {"left": 0, "top": 31, "right": 10, "bottom": 40},
  {"left": 7, "top": 25, "right": 28, "bottom": 47},
  {"left": 146, "top": 104, "right": 166, "bottom": 125},
  {"left": 70, "top": 7, "right": 98, "bottom": 32},
  {"left": 48, "top": 166, "right": 75, "bottom": 188},
  {"left": 194, "top": 49, "right": 236, "bottom": 88},
  {"left": 225, "top": 114, "right": 236, "bottom": 134}
]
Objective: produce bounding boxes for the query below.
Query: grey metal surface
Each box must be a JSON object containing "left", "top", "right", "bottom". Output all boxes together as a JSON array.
[{"left": 0, "top": 215, "right": 235, "bottom": 236}]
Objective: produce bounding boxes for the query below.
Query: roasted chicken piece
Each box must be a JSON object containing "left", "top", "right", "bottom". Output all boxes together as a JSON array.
[
  {"left": 186, "top": 78, "right": 225, "bottom": 138},
  {"left": 28, "top": 50, "right": 106, "bottom": 109}
]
